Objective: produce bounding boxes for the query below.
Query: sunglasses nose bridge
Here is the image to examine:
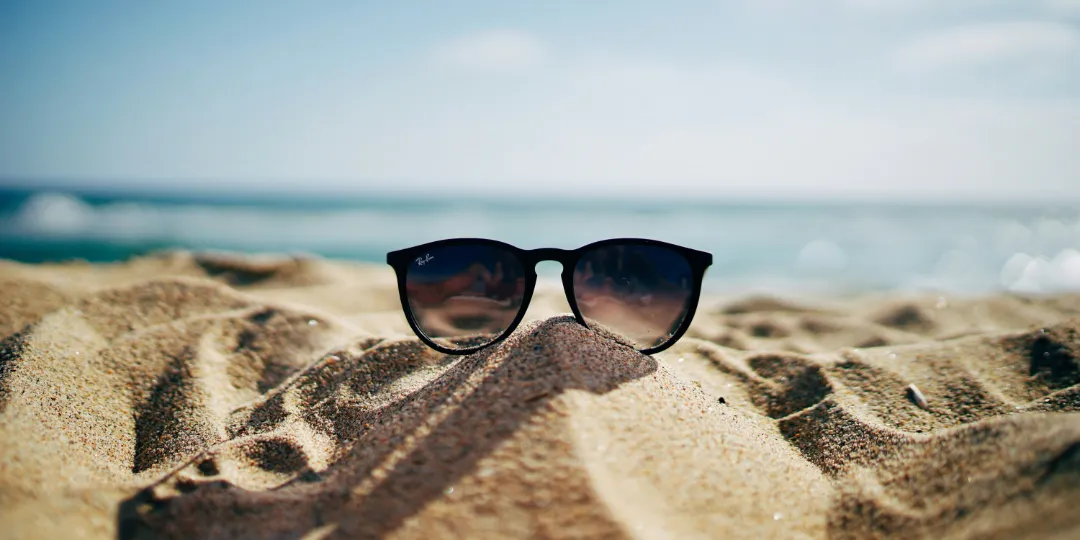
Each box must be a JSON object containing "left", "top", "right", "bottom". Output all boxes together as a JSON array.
[{"left": 526, "top": 248, "right": 574, "bottom": 269}]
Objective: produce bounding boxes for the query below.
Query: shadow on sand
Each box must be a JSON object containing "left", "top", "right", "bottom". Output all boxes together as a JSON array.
[{"left": 118, "top": 316, "right": 657, "bottom": 539}]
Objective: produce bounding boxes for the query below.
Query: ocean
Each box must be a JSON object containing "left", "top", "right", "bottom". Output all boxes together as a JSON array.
[{"left": 1, "top": 186, "right": 1078, "bottom": 296}]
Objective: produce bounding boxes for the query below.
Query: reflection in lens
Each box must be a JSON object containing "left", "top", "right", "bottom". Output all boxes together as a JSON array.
[
  {"left": 405, "top": 244, "right": 526, "bottom": 350},
  {"left": 573, "top": 244, "right": 694, "bottom": 349}
]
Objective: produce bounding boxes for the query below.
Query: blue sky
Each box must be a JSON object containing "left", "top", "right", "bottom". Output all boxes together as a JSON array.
[{"left": 1, "top": 0, "right": 1079, "bottom": 200}]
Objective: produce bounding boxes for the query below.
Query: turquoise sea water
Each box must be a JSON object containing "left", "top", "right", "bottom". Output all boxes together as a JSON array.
[{"left": 1, "top": 186, "right": 1078, "bottom": 295}]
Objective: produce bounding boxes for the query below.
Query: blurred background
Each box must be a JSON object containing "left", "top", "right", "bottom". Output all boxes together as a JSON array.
[{"left": 2, "top": 1, "right": 1078, "bottom": 295}]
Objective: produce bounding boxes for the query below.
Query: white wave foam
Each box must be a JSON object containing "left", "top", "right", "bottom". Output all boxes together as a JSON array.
[
  {"left": 6, "top": 192, "right": 458, "bottom": 251},
  {"left": 1002, "top": 248, "right": 1080, "bottom": 293},
  {"left": 12, "top": 192, "right": 96, "bottom": 235}
]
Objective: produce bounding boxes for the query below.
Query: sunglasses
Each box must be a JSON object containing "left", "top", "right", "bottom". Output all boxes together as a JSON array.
[{"left": 386, "top": 238, "right": 713, "bottom": 355}]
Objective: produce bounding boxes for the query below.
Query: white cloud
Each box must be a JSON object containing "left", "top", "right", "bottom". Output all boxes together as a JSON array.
[
  {"left": 430, "top": 29, "right": 548, "bottom": 73},
  {"left": 892, "top": 20, "right": 1080, "bottom": 72}
]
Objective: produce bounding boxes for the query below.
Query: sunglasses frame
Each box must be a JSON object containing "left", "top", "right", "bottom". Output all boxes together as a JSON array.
[{"left": 386, "top": 238, "right": 713, "bottom": 355}]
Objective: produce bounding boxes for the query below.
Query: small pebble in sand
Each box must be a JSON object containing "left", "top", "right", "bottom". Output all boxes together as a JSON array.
[
  {"left": 907, "top": 384, "right": 929, "bottom": 410},
  {"left": 773, "top": 512, "right": 783, "bottom": 521},
  {"left": 717, "top": 397, "right": 726, "bottom": 405},
  {"left": 678, "top": 357, "right": 685, "bottom": 363},
  {"left": 307, "top": 319, "right": 318, "bottom": 326}
]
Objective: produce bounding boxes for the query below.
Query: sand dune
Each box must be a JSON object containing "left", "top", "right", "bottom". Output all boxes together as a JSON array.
[{"left": 1, "top": 252, "right": 1078, "bottom": 539}]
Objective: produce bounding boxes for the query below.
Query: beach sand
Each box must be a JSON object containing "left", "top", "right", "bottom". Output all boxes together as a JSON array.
[{"left": 1, "top": 251, "right": 1079, "bottom": 539}]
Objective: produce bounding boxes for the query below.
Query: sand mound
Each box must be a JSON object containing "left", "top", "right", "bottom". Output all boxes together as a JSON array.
[
  {"left": 1, "top": 253, "right": 1079, "bottom": 539},
  {"left": 119, "top": 318, "right": 830, "bottom": 539}
]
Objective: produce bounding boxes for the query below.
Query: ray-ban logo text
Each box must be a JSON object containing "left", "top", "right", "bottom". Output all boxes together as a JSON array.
[{"left": 415, "top": 253, "right": 434, "bottom": 266}]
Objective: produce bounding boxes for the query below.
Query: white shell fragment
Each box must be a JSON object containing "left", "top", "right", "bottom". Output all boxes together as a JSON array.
[{"left": 907, "top": 384, "right": 929, "bottom": 410}]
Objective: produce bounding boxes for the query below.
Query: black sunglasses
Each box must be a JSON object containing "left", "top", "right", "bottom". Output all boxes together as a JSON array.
[{"left": 386, "top": 238, "right": 713, "bottom": 355}]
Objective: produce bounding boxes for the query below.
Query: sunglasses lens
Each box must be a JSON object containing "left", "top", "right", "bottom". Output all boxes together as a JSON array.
[
  {"left": 573, "top": 244, "right": 695, "bottom": 350},
  {"left": 404, "top": 244, "right": 527, "bottom": 350}
]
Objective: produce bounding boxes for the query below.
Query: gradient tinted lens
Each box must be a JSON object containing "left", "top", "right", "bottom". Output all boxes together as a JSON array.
[
  {"left": 405, "top": 244, "right": 527, "bottom": 350},
  {"left": 573, "top": 244, "right": 695, "bottom": 350}
]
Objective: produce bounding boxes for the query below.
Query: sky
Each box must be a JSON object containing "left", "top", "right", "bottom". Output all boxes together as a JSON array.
[{"left": 1, "top": 0, "right": 1079, "bottom": 201}]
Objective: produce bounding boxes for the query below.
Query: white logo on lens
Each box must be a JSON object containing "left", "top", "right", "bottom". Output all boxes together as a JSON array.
[{"left": 415, "top": 253, "right": 434, "bottom": 266}]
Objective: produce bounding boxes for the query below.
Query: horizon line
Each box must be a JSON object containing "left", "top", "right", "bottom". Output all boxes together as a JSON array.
[{"left": 1, "top": 176, "right": 1079, "bottom": 208}]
